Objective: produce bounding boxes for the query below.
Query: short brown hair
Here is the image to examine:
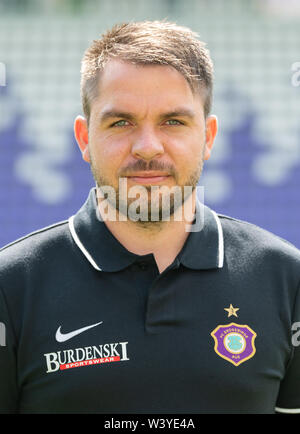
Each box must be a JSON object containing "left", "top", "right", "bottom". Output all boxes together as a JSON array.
[{"left": 80, "top": 20, "right": 214, "bottom": 124}]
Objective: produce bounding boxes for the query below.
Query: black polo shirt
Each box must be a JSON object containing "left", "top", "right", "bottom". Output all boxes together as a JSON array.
[{"left": 0, "top": 188, "right": 300, "bottom": 414}]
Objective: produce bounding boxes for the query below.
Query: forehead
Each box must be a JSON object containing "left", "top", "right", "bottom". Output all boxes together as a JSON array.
[{"left": 91, "top": 59, "right": 204, "bottom": 115}]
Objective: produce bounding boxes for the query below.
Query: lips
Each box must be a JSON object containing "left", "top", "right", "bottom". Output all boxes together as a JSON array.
[{"left": 126, "top": 172, "right": 170, "bottom": 184}]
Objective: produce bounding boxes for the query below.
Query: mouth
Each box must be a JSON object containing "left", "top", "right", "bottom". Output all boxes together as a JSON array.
[{"left": 126, "top": 172, "right": 171, "bottom": 184}]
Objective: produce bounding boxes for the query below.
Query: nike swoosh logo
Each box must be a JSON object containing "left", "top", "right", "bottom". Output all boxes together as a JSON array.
[{"left": 55, "top": 321, "right": 103, "bottom": 343}]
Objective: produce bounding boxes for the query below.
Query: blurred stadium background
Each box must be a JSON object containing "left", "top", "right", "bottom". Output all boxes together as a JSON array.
[{"left": 0, "top": 0, "right": 299, "bottom": 248}]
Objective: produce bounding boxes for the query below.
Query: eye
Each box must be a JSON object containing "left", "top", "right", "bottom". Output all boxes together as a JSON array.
[
  {"left": 165, "top": 119, "right": 183, "bottom": 126},
  {"left": 111, "top": 120, "right": 130, "bottom": 127}
]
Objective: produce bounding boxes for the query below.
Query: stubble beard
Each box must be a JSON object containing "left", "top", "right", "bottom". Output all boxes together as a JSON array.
[{"left": 90, "top": 155, "right": 204, "bottom": 230}]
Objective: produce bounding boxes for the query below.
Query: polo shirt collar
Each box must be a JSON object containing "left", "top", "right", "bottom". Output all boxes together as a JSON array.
[{"left": 68, "top": 188, "right": 224, "bottom": 272}]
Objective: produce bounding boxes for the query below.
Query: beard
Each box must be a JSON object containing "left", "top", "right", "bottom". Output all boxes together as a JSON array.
[{"left": 90, "top": 154, "right": 204, "bottom": 226}]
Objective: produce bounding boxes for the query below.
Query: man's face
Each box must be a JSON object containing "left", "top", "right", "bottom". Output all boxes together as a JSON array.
[{"left": 75, "top": 59, "right": 217, "bottom": 222}]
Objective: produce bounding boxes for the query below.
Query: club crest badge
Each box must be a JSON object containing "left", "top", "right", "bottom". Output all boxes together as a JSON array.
[{"left": 211, "top": 323, "right": 257, "bottom": 366}]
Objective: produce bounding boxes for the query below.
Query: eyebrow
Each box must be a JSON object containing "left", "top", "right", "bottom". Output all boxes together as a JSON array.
[
  {"left": 99, "top": 107, "right": 196, "bottom": 124},
  {"left": 160, "top": 109, "right": 195, "bottom": 121},
  {"left": 99, "top": 111, "right": 136, "bottom": 124}
]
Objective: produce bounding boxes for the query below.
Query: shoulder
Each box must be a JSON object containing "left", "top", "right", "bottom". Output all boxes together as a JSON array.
[
  {"left": 0, "top": 220, "right": 71, "bottom": 275},
  {"left": 217, "top": 212, "right": 300, "bottom": 268}
]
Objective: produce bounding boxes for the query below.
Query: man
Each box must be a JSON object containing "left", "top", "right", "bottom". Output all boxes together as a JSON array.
[{"left": 0, "top": 21, "right": 300, "bottom": 414}]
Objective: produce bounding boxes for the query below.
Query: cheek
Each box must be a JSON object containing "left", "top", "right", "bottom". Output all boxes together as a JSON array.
[
  {"left": 90, "top": 134, "right": 130, "bottom": 174},
  {"left": 170, "top": 140, "right": 202, "bottom": 167}
]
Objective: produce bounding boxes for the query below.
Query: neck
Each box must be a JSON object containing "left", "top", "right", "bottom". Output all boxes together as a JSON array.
[{"left": 97, "top": 189, "right": 197, "bottom": 273}]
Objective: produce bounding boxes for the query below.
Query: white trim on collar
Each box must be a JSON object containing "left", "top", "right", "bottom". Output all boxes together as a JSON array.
[
  {"left": 275, "top": 406, "right": 300, "bottom": 414},
  {"left": 210, "top": 210, "right": 224, "bottom": 268},
  {"left": 68, "top": 215, "right": 102, "bottom": 271},
  {"left": 68, "top": 207, "right": 224, "bottom": 271}
]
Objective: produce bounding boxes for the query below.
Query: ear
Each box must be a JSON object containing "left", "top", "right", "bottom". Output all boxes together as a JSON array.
[
  {"left": 74, "top": 115, "right": 91, "bottom": 163},
  {"left": 203, "top": 115, "right": 218, "bottom": 161}
]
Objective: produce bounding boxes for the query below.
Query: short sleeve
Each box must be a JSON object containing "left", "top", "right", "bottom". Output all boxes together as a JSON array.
[
  {"left": 0, "top": 286, "right": 19, "bottom": 413},
  {"left": 276, "top": 283, "right": 300, "bottom": 414}
]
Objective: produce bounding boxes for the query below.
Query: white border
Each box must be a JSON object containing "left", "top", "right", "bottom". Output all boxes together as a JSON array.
[
  {"left": 210, "top": 210, "right": 224, "bottom": 268},
  {"left": 68, "top": 216, "right": 102, "bottom": 271}
]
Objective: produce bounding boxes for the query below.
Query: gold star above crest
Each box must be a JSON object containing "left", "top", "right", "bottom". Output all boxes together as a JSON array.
[{"left": 224, "top": 304, "right": 239, "bottom": 318}]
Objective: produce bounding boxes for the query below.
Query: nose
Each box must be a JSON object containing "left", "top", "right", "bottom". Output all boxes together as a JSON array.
[{"left": 131, "top": 126, "right": 165, "bottom": 160}]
